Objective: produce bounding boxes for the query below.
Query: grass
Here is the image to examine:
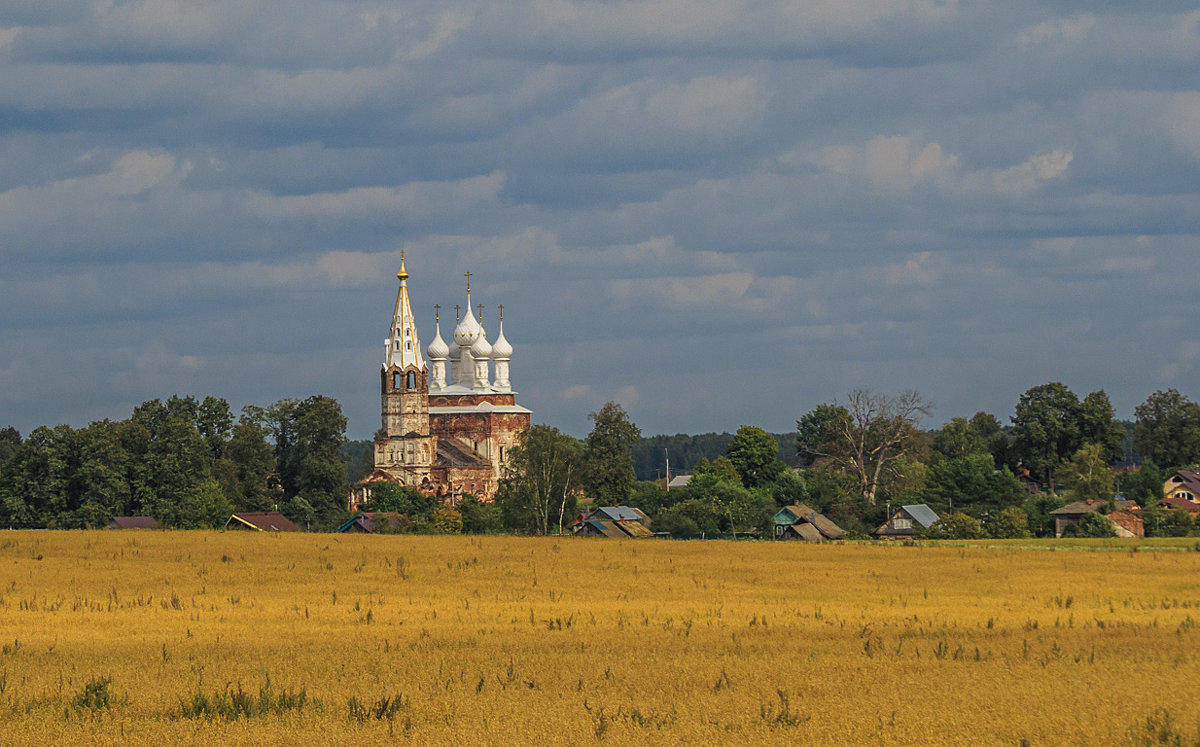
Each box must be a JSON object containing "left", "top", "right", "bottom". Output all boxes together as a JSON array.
[{"left": 0, "top": 531, "right": 1197, "bottom": 744}]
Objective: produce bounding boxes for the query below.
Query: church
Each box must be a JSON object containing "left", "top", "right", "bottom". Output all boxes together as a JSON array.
[{"left": 348, "top": 258, "right": 531, "bottom": 510}]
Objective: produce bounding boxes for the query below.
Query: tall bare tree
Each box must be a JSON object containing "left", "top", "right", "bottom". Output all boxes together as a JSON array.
[{"left": 796, "top": 389, "right": 931, "bottom": 506}]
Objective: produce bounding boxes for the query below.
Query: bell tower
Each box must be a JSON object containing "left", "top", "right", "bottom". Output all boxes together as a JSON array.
[{"left": 375, "top": 254, "right": 436, "bottom": 481}]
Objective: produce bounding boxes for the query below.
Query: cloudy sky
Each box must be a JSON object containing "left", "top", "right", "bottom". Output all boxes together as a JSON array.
[{"left": 1, "top": 1, "right": 1198, "bottom": 441}]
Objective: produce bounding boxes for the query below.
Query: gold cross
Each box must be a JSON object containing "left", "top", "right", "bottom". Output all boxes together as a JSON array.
[
  {"left": 454, "top": 304, "right": 460, "bottom": 322},
  {"left": 434, "top": 303, "right": 440, "bottom": 322},
  {"left": 498, "top": 304, "right": 504, "bottom": 322},
  {"left": 464, "top": 271, "right": 472, "bottom": 292},
  {"left": 477, "top": 304, "right": 484, "bottom": 323}
]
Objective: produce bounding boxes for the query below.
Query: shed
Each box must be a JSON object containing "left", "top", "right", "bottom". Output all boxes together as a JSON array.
[
  {"left": 225, "top": 512, "right": 299, "bottom": 532},
  {"left": 667, "top": 475, "right": 692, "bottom": 489},
  {"left": 106, "top": 516, "right": 159, "bottom": 530},
  {"left": 873, "top": 504, "right": 939, "bottom": 539},
  {"left": 575, "top": 506, "right": 652, "bottom": 538}
]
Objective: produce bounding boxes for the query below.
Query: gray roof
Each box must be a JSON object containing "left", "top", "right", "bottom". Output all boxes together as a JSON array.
[
  {"left": 667, "top": 475, "right": 692, "bottom": 488},
  {"left": 594, "top": 506, "right": 644, "bottom": 522},
  {"left": 900, "top": 504, "right": 940, "bottom": 528}
]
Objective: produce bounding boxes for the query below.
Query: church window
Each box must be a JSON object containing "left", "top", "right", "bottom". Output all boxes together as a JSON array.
[
  {"left": 393, "top": 372, "right": 401, "bottom": 389},
  {"left": 406, "top": 371, "right": 416, "bottom": 389}
]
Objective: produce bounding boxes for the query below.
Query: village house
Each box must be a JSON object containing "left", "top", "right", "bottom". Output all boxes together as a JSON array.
[
  {"left": 872, "top": 504, "right": 939, "bottom": 539},
  {"left": 575, "top": 506, "right": 653, "bottom": 538},
  {"left": 1163, "top": 470, "right": 1200, "bottom": 503},
  {"left": 225, "top": 512, "right": 299, "bottom": 532},
  {"left": 1048, "top": 499, "right": 1139, "bottom": 538},
  {"left": 773, "top": 504, "right": 845, "bottom": 542},
  {"left": 337, "top": 512, "right": 405, "bottom": 534}
]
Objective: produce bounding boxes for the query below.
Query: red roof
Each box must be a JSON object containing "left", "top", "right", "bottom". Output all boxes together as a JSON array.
[
  {"left": 1160, "top": 496, "right": 1200, "bottom": 513},
  {"left": 225, "top": 512, "right": 300, "bottom": 532}
]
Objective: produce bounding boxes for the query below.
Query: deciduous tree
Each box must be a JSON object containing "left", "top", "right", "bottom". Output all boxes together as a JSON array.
[
  {"left": 1133, "top": 389, "right": 1200, "bottom": 471},
  {"left": 795, "top": 390, "right": 930, "bottom": 506},
  {"left": 500, "top": 425, "right": 583, "bottom": 535},
  {"left": 582, "top": 402, "right": 640, "bottom": 505}
]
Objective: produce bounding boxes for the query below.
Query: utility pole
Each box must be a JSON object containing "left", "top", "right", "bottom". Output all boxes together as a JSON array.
[{"left": 665, "top": 448, "right": 670, "bottom": 491}]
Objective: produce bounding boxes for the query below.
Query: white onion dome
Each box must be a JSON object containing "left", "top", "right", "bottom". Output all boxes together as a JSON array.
[
  {"left": 470, "top": 330, "right": 493, "bottom": 358},
  {"left": 427, "top": 321, "right": 450, "bottom": 359},
  {"left": 491, "top": 325, "right": 513, "bottom": 359},
  {"left": 453, "top": 305, "right": 482, "bottom": 347}
]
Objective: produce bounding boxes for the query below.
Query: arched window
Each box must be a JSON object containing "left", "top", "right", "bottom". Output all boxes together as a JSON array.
[
  {"left": 392, "top": 372, "right": 401, "bottom": 389},
  {"left": 406, "top": 371, "right": 416, "bottom": 389}
]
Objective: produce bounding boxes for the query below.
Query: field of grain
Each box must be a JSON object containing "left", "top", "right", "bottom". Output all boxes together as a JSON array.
[{"left": 0, "top": 532, "right": 1198, "bottom": 745}]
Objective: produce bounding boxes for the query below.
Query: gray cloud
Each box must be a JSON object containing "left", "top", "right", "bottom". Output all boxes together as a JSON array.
[{"left": 0, "top": 0, "right": 1198, "bottom": 440}]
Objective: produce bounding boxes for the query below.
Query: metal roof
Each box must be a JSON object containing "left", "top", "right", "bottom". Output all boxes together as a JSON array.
[
  {"left": 595, "top": 506, "right": 643, "bottom": 522},
  {"left": 900, "top": 504, "right": 940, "bottom": 528}
]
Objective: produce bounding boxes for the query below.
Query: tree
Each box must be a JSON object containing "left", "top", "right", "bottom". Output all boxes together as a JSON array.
[
  {"left": 1011, "top": 383, "right": 1082, "bottom": 492},
  {"left": 458, "top": 494, "right": 502, "bottom": 534},
  {"left": 988, "top": 506, "right": 1032, "bottom": 539},
  {"left": 1076, "top": 512, "right": 1116, "bottom": 538},
  {"left": 263, "top": 396, "right": 349, "bottom": 530},
  {"left": 0, "top": 427, "right": 19, "bottom": 467},
  {"left": 1060, "top": 443, "right": 1115, "bottom": 504},
  {"left": 692, "top": 456, "right": 741, "bottom": 484},
  {"left": 921, "top": 453, "right": 1026, "bottom": 518},
  {"left": 726, "top": 425, "right": 785, "bottom": 488},
  {"left": 1077, "top": 390, "right": 1124, "bottom": 465},
  {"left": 367, "top": 482, "right": 436, "bottom": 516},
  {"left": 924, "top": 512, "right": 984, "bottom": 539},
  {"left": 1133, "top": 389, "right": 1200, "bottom": 472},
  {"left": 499, "top": 425, "right": 583, "bottom": 535},
  {"left": 795, "top": 389, "right": 930, "bottom": 506},
  {"left": 932, "top": 417, "right": 986, "bottom": 461},
  {"left": 224, "top": 419, "right": 278, "bottom": 511},
  {"left": 1120, "top": 461, "right": 1165, "bottom": 509},
  {"left": 582, "top": 403, "right": 641, "bottom": 505},
  {"left": 969, "top": 411, "right": 1012, "bottom": 468}
]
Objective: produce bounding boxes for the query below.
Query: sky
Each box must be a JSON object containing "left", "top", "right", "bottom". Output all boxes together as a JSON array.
[{"left": 1, "top": 1, "right": 1199, "bottom": 441}]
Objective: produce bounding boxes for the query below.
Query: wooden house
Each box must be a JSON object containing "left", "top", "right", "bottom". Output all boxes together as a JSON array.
[
  {"left": 225, "top": 512, "right": 299, "bottom": 532},
  {"left": 873, "top": 504, "right": 939, "bottom": 539},
  {"left": 1163, "top": 470, "right": 1200, "bottom": 503},
  {"left": 575, "top": 506, "right": 653, "bottom": 538},
  {"left": 1049, "top": 499, "right": 1139, "bottom": 538},
  {"left": 773, "top": 504, "right": 845, "bottom": 541},
  {"left": 337, "top": 512, "right": 405, "bottom": 534}
]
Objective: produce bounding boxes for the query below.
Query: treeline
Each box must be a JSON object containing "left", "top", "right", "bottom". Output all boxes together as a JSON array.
[
  {"left": 630, "top": 432, "right": 796, "bottom": 481},
  {"left": 642, "top": 384, "right": 1200, "bottom": 539},
  {"left": 0, "top": 395, "right": 350, "bottom": 530}
]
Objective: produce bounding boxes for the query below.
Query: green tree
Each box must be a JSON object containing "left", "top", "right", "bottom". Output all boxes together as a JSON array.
[
  {"left": 1011, "top": 383, "right": 1082, "bottom": 492},
  {"left": 582, "top": 403, "right": 641, "bottom": 505},
  {"left": 457, "top": 494, "right": 502, "bottom": 534},
  {"left": 932, "top": 417, "right": 986, "bottom": 461},
  {"left": 1133, "top": 389, "right": 1200, "bottom": 472},
  {"left": 367, "top": 482, "right": 437, "bottom": 516},
  {"left": 1077, "top": 390, "right": 1124, "bottom": 465},
  {"left": 0, "top": 426, "right": 19, "bottom": 467},
  {"left": 1060, "top": 443, "right": 1115, "bottom": 504},
  {"left": 653, "top": 498, "right": 721, "bottom": 535},
  {"left": 1163, "top": 510, "right": 1195, "bottom": 537},
  {"left": 1076, "top": 512, "right": 1116, "bottom": 538},
  {"left": 795, "top": 389, "right": 930, "bottom": 506},
  {"left": 1119, "top": 461, "right": 1165, "bottom": 508},
  {"left": 263, "top": 396, "right": 349, "bottom": 530},
  {"left": 500, "top": 424, "right": 584, "bottom": 535},
  {"left": 988, "top": 506, "right": 1032, "bottom": 539},
  {"left": 1022, "top": 493, "right": 1066, "bottom": 538},
  {"left": 770, "top": 470, "right": 808, "bottom": 508},
  {"left": 726, "top": 425, "right": 785, "bottom": 488},
  {"left": 224, "top": 419, "right": 278, "bottom": 511},
  {"left": 691, "top": 456, "right": 741, "bottom": 484},
  {"left": 921, "top": 453, "right": 1026, "bottom": 518},
  {"left": 924, "top": 512, "right": 984, "bottom": 539},
  {"left": 430, "top": 507, "right": 463, "bottom": 534},
  {"left": 969, "top": 411, "right": 1012, "bottom": 468},
  {"left": 628, "top": 481, "right": 667, "bottom": 518}
]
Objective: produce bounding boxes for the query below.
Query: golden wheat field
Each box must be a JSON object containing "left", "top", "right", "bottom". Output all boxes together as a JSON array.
[{"left": 0, "top": 532, "right": 1199, "bottom": 745}]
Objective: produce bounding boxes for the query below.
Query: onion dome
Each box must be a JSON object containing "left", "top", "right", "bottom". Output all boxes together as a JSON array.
[
  {"left": 427, "top": 317, "right": 450, "bottom": 360},
  {"left": 453, "top": 300, "right": 482, "bottom": 347},
  {"left": 470, "top": 329, "right": 493, "bottom": 358},
  {"left": 491, "top": 319, "right": 513, "bottom": 360}
]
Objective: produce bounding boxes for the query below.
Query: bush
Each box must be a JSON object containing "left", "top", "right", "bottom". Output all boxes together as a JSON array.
[{"left": 924, "top": 512, "right": 984, "bottom": 539}]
